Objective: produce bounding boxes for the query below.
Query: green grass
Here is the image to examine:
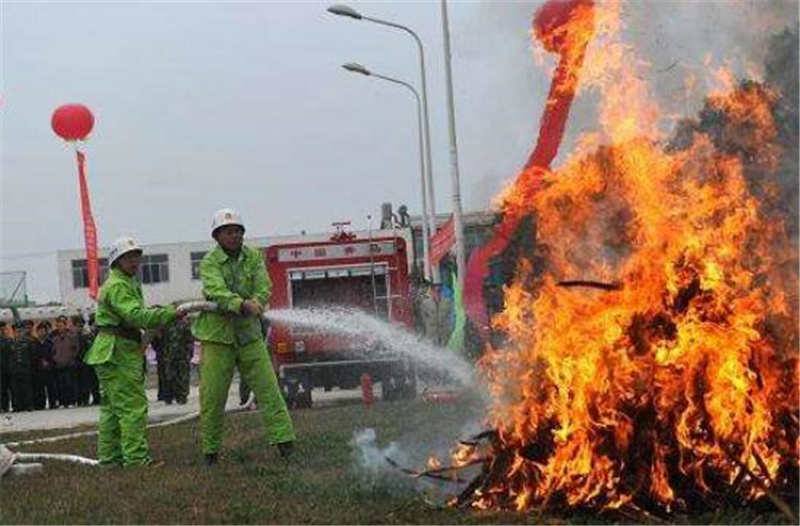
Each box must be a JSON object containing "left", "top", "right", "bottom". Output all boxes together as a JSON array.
[{"left": 0, "top": 398, "right": 794, "bottom": 525}]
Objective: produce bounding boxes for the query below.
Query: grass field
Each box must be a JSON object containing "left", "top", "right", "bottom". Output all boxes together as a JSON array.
[{"left": 0, "top": 397, "right": 795, "bottom": 525}]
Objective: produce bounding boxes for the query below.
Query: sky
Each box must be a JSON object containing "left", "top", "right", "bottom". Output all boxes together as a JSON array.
[{"left": 1, "top": 0, "right": 797, "bottom": 302}]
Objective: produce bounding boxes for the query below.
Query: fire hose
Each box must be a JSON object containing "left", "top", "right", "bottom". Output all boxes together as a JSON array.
[
  {"left": 0, "top": 444, "right": 97, "bottom": 477},
  {"left": 2, "top": 404, "right": 257, "bottom": 476},
  {"left": 175, "top": 300, "right": 220, "bottom": 317},
  {"left": 15, "top": 453, "right": 99, "bottom": 467}
]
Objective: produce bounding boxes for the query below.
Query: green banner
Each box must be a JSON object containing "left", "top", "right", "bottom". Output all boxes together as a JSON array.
[{"left": 447, "top": 270, "right": 466, "bottom": 352}]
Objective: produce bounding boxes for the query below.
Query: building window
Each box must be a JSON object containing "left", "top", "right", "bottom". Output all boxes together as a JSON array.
[
  {"left": 190, "top": 251, "right": 207, "bottom": 280},
  {"left": 140, "top": 254, "right": 169, "bottom": 284},
  {"left": 71, "top": 258, "right": 110, "bottom": 289}
]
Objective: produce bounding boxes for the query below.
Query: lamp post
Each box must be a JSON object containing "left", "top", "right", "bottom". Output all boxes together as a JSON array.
[
  {"left": 440, "top": 0, "right": 466, "bottom": 291},
  {"left": 328, "top": 4, "right": 439, "bottom": 283},
  {"left": 342, "top": 62, "right": 432, "bottom": 281}
]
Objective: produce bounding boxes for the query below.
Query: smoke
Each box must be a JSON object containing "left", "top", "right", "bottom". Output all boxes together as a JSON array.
[
  {"left": 264, "top": 306, "right": 494, "bottom": 495},
  {"left": 351, "top": 428, "right": 412, "bottom": 489},
  {"left": 456, "top": 0, "right": 800, "bottom": 210},
  {"left": 665, "top": 24, "right": 800, "bottom": 239},
  {"left": 765, "top": 25, "right": 800, "bottom": 238},
  {"left": 350, "top": 399, "right": 487, "bottom": 500}
]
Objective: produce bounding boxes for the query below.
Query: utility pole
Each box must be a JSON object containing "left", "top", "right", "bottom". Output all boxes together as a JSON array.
[{"left": 440, "top": 0, "right": 466, "bottom": 290}]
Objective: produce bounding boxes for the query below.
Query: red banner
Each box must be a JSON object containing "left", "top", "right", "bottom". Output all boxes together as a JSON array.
[
  {"left": 430, "top": 215, "right": 455, "bottom": 265},
  {"left": 76, "top": 150, "right": 99, "bottom": 300}
]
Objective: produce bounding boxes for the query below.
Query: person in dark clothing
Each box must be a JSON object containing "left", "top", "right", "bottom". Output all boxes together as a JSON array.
[
  {"left": 151, "top": 317, "right": 193, "bottom": 405},
  {"left": 10, "top": 320, "right": 35, "bottom": 412},
  {"left": 50, "top": 315, "right": 80, "bottom": 407},
  {"left": 72, "top": 315, "right": 96, "bottom": 406},
  {"left": 150, "top": 326, "right": 172, "bottom": 404},
  {"left": 0, "top": 321, "right": 13, "bottom": 412},
  {"left": 33, "top": 321, "right": 59, "bottom": 410},
  {"left": 239, "top": 378, "right": 252, "bottom": 407},
  {"left": 85, "top": 314, "right": 100, "bottom": 405}
]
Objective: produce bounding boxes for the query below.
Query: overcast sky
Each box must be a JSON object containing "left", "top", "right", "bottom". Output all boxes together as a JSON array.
[{"left": 2, "top": 0, "right": 797, "bottom": 302}]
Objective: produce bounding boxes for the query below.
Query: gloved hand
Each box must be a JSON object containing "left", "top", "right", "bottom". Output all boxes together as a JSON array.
[{"left": 241, "top": 300, "right": 263, "bottom": 317}]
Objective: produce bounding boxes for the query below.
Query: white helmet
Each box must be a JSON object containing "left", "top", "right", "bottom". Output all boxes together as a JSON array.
[
  {"left": 108, "top": 235, "right": 143, "bottom": 266},
  {"left": 211, "top": 208, "right": 245, "bottom": 236}
]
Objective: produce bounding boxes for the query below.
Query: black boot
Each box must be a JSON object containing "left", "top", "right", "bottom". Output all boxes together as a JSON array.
[
  {"left": 204, "top": 453, "right": 218, "bottom": 467},
  {"left": 277, "top": 441, "right": 294, "bottom": 459}
]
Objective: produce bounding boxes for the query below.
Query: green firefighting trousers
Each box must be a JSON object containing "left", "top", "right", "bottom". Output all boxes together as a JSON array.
[
  {"left": 94, "top": 347, "right": 149, "bottom": 467},
  {"left": 200, "top": 338, "right": 294, "bottom": 454}
]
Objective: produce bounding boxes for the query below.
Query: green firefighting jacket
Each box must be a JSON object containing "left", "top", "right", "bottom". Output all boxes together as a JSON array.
[
  {"left": 192, "top": 244, "right": 271, "bottom": 346},
  {"left": 85, "top": 268, "right": 177, "bottom": 366}
]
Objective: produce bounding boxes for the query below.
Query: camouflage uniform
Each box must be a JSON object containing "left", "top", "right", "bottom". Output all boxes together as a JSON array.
[
  {"left": 152, "top": 320, "right": 193, "bottom": 404},
  {"left": 151, "top": 327, "right": 170, "bottom": 403}
]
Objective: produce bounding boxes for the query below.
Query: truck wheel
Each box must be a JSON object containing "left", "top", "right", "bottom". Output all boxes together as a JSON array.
[
  {"left": 401, "top": 372, "right": 417, "bottom": 399},
  {"left": 297, "top": 388, "right": 313, "bottom": 409},
  {"left": 381, "top": 375, "right": 398, "bottom": 401},
  {"left": 281, "top": 379, "right": 300, "bottom": 409}
]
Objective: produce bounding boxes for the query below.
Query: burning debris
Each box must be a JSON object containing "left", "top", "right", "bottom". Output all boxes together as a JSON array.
[
  {"left": 556, "top": 280, "right": 622, "bottom": 291},
  {"left": 402, "top": 0, "right": 799, "bottom": 520}
]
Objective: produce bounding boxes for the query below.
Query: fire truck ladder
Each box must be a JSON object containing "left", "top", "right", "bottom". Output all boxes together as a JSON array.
[{"left": 367, "top": 218, "right": 405, "bottom": 318}]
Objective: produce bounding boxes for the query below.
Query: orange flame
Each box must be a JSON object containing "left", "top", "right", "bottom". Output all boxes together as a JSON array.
[{"left": 458, "top": 0, "right": 798, "bottom": 513}]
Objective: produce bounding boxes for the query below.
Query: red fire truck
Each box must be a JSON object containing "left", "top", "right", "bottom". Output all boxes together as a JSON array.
[{"left": 265, "top": 223, "right": 417, "bottom": 408}]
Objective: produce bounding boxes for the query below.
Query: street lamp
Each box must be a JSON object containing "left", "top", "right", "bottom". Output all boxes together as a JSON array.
[
  {"left": 328, "top": 3, "right": 439, "bottom": 283},
  {"left": 341, "top": 61, "right": 369, "bottom": 75},
  {"left": 327, "top": 4, "right": 361, "bottom": 19},
  {"left": 440, "top": 0, "right": 466, "bottom": 291},
  {"left": 341, "top": 61, "right": 433, "bottom": 282}
]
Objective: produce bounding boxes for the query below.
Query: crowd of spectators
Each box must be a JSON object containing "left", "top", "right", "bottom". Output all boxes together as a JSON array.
[{"left": 0, "top": 315, "right": 99, "bottom": 412}]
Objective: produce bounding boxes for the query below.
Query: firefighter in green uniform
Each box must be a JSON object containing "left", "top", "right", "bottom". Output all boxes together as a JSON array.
[
  {"left": 10, "top": 320, "right": 36, "bottom": 412},
  {"left": 84, "top": 236, "right": 183, "bottom": 468},
  {"left": 193, "top": 208, "right": 295, "bottom": 466}
]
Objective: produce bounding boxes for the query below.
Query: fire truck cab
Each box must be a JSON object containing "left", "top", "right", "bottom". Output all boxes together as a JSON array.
[{"left": 265, "top": 224, "right": 417, "bottom": 408}]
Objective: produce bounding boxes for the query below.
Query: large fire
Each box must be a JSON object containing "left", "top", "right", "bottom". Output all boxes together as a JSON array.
[{"left": 448, "top": 0, "right": 799, "bottom": 516}]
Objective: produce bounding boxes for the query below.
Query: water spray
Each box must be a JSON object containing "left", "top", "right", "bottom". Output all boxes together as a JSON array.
[
  {"left": 3, "top": 300, "right": 480, "bottom": 478},
  {"left": 177, "top": 301, "right": 478, "bottom": 388}
]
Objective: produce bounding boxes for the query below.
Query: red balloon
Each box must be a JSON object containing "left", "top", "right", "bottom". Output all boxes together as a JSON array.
[{"left": 51, "top": 104, "right": 95, "bottom": 141}]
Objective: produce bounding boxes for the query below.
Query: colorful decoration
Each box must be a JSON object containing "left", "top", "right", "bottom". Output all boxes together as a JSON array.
[{"left": 52, "top": 104, "right": 100, "bottom": 300}]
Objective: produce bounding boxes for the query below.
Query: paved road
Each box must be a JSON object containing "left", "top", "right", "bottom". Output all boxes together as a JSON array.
[{"left": 0, "top": 380, "right": 365, "bottom": 434}]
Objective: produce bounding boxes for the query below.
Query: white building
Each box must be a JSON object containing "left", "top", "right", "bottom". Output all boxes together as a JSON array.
[{"left": 58, "top": 228, "right": 412, "bottom": 309}]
